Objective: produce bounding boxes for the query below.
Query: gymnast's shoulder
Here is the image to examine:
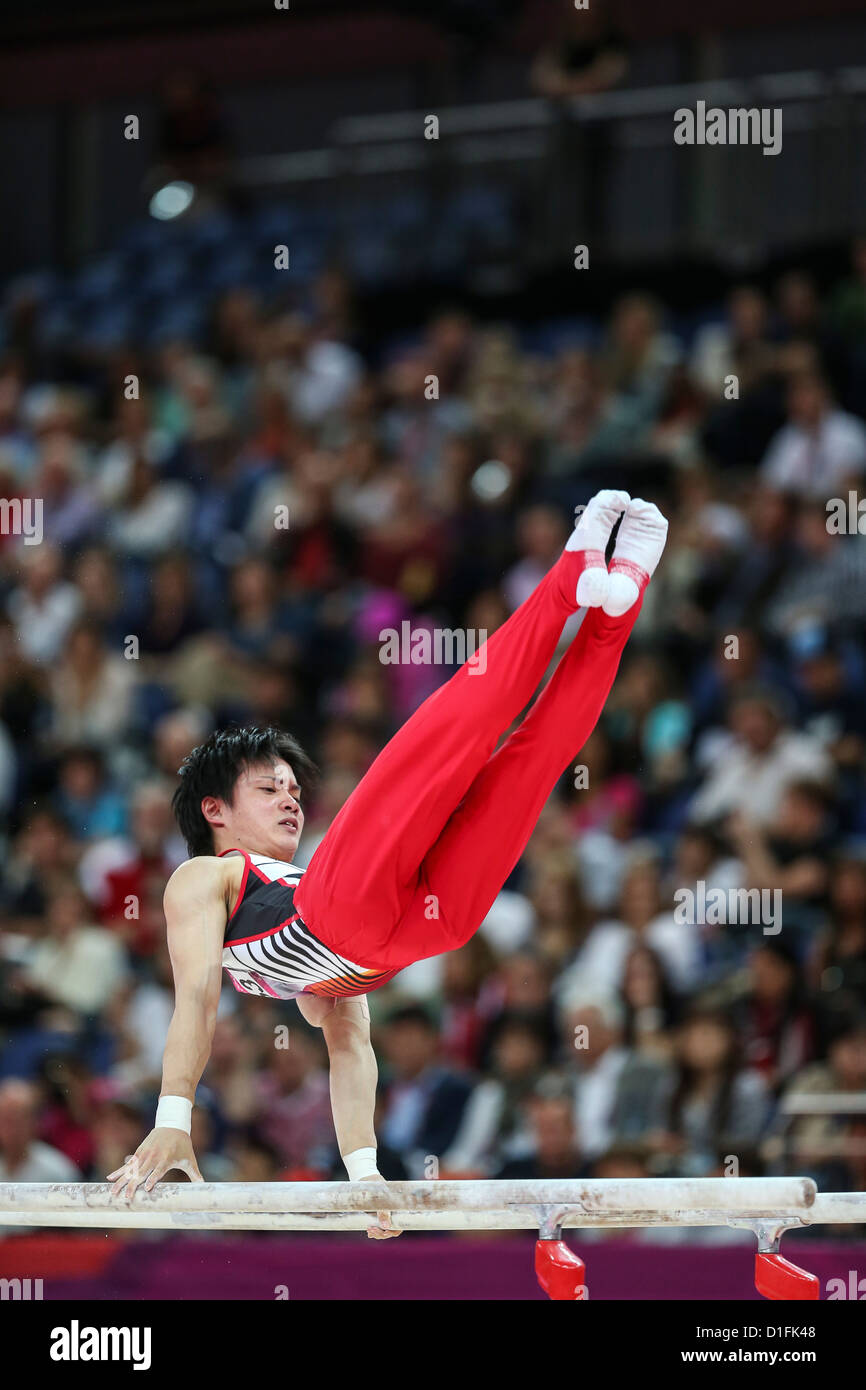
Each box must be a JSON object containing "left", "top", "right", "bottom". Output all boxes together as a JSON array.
[{"left": 163, "top": 855, "right": 237, "bottom": 920}]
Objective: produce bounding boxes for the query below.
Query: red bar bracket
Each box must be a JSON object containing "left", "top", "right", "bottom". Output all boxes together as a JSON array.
[
  {"left": 535, "top": 1239, "right": 587, "bottom": 1300},
  {"left": 755, "top": 1252, "right": 820, "bottom": 1300}
]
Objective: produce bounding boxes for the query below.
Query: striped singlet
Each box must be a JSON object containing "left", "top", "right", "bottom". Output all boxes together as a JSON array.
[{"left": 219, "top": 849, "right": 397, "bottom": 1000}]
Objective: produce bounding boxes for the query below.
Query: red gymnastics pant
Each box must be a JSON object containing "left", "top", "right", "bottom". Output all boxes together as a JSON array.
[{"left": 294, "top": 548, "right": 642, "bottom": 974}]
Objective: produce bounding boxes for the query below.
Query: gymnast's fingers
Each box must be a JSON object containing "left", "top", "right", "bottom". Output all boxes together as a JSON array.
[
  {"left": 144, "top": 1156, "right": 203, "bottom": 1191},
  {"left": 120, "top": 1154, "right": 154, "bottom": 1201},
  {"left": 366, "top": 1209, "right": 402, "bottom": 1240},
  {"left": 108, "top": 1154, "right": 142, "bottom": 1199}
]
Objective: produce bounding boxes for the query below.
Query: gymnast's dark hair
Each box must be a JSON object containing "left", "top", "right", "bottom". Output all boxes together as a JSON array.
[{"left": 171, "top": 725, "right": 317, "bottom": 858}]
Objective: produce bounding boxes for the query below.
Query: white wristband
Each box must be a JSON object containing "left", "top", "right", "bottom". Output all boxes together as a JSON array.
[
  {"left": 344, "top": 1147, "right": 379, "bottom": 1182},
  {"left": 155, "top": 1095, "right": 192, "bottom": 1134}
]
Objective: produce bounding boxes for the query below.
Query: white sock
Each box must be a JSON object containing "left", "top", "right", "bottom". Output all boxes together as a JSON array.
[
  {"left": 566, "top": 489, "right": 630, "bottom": 608},
  {"left": 603, "top": 498, "right": 668, "bottom": 617}
]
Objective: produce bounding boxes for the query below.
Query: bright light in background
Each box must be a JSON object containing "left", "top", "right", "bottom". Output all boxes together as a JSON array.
[
  {"left": 470, "top": 460, "right": 511, "bottom": 502},
  {"left": 149, "top": 181, "right": 195, "bottom": 221}
]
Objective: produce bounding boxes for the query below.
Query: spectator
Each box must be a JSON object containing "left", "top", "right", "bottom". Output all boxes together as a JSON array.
[
  {"left": 108, "top": 939, "right": 176, "bottom": 1092},
  {"left": 525, "top": 852, "right": 590, "bottom": 971},
  {"left": 651, "top": 1009, "right": 771, "bottom": 1175},
  {"left": 495, "top": 1084, "right": 589, "bottom": 1181},
  {"left": 49, "top": 619, "right": 136, "bottom": 750},
  {"left": 561, "top": 994, "right": 672, "bottom": 1160},
  {"left": 482, "top": 949, "right": 559, "bottom": 1064},
  {"left": 22, "top": 878, "right": 129, "bottom": 1017},
  {"left": 530, "top": 0, "right": 630, "bottom": 247},
  {"left": 435, "top": 936, "right": 500, "bottom": 1072},
  {"left": 151, "top": 706, "right": 213, "bottom": 783},
  {"left": 225, "top": 1128, "right": 285, "bottom": 1183},
  {"left": 690, "top": 686, "right": 832, "bottom": 828},
  {"left": 828, "top": 234, "right": 866, "bottom": 342},
  {"left": 774, "top": 271, "right": 824, "bottom": 354},
  {"left": 556, "top": 852, "right": 700, "bottom": 999},
  {"left": 727, "top": 781, "right": 834, "bottom": 935},
  {"left": 2, "top": 807, "right": 79, "bottom": 924},
  {"left": 137, "top": 553, "right": 204, "bottom": 658},
  {"left": 30, "top": 430, "right": 102, "bottom": 548},
  {"left": 693, "top": 285, "right": 777, "bottom": 399},
  {"left": 810, "top": 856, "right": 866, "bottom": 1044},
  {"left": 56, "top": 745, "right": 128, "bottom": 842},
  {"left": 6, "top": 543, "right": 81, "bottom": 665},
  {"left": 619, "top": 944, "right": 681, "bottom": 1062},
  {"left": 87, "top": 780, "right": 183, "bottom": 957},
  {"left": 199, "top": 1016, "right": 260, "bottom": 1128},
  {"left": 252, "top": 1026, "right": 334, "bottom": 1172},
  {"left": 443, "top": 1014, "right": 548, "bottom": 1174},
  {"left": 760, "top": 370, "right": 866, "bottom": 500},
  {"left": 270, "top": 312, "right": 363, "bottom": 431},
  {"left": 602, "top": 294, "right": 679, "bottom": 434},
  {"left": 732, "top": 941, "right": 815, "bottom": 1092},
  {"left": 378, "top": 1005, "right": 473, "bottom": 1175},
  {"left": 777, "top": 1017, "right": 866, "bottom": 1191},
  {"left": 789, "top": 627, "right": 866, "bottom": 772},
  {"left": 85, "top": 1093, "right": 148, "bottom": 1183},
  {"left": 765, "top": 499, "right": 866, "bottom": 637},
  {"left": 70, "top": 546, "right": 128, "bottom": 645},
  {"left": 105, "top": 453, "right": 194, "bottom": 559},
  {"left": 0, "top": 1079, "right": 80, "bottom": 1182},
  {"left": 36, "top": 1056, "right": 97, "bottom": 1174}
]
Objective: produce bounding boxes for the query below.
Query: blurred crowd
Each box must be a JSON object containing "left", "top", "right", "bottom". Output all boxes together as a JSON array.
[{"left": 2, "top": 236, "right": 866, "bottom": 1239}]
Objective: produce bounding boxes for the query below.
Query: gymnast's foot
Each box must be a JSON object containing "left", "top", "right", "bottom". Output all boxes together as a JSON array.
[
  {"left": 565, "top": 489, "right": 630, "bottom": 608},
  {"left": 603, "top": 497, "right": 668, "bottom": 617}
]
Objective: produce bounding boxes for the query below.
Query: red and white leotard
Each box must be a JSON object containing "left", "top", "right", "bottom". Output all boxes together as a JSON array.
[{"left": 219, "top": 849, "right": 397, "bottom": 1000}]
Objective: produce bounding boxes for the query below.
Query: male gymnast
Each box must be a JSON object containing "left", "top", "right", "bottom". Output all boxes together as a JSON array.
[{"left": 108, "top": 490, "right": 667, "bottom": 1238}]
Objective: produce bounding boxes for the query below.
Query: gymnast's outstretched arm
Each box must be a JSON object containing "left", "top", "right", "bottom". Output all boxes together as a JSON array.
[
  {"left": 298, "top": 994, "right": 402, "bottom": 1241},
  {"left": 108, "top": 857, "right": 226, "bottom": 1198}
]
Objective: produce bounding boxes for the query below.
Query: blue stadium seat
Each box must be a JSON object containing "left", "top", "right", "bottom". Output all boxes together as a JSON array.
[
  {"left": 71, "top": 253, "right": 129, "bottom": 307},
  {"left": 135, "top": 249, "right": 196, "bottom": 300}
]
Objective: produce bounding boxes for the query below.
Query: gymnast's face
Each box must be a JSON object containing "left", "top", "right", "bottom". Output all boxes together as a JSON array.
[{"left": 206, "top": 757, "right": 304, "bottom": 862}]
